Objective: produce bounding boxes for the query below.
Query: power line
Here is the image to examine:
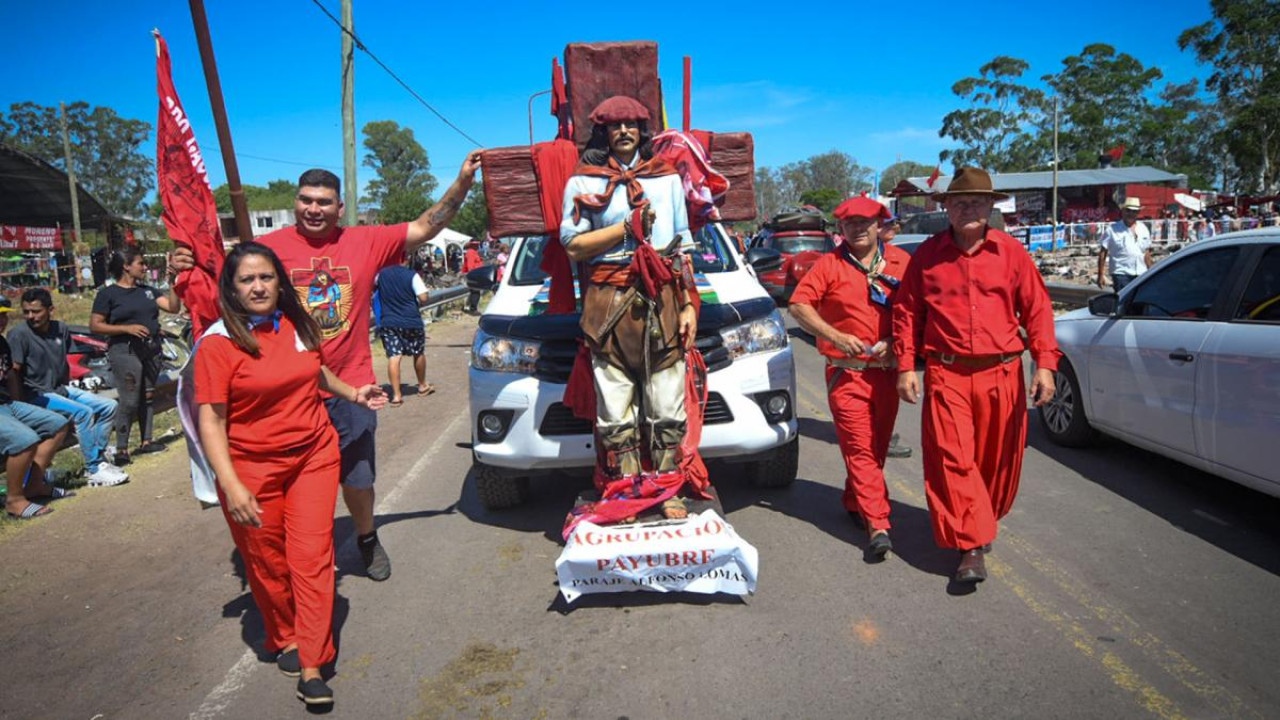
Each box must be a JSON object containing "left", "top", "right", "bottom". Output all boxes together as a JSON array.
[{"left": 307, "top": 0, "right": 483, "bottom": 148}]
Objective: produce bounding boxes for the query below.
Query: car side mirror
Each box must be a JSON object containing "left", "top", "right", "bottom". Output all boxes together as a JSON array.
[
  {"left": 465, "top": 265, "right": 498, "bottom": 291},
  {"left": 1088, "top": 292, "right": 1119, "bottom": 317},
  {"left": 746, "top": 247, "right": 784, "bottom": 273}
]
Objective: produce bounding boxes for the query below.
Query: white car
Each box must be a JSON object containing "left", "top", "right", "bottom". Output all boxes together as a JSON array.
[
  {"left": 1040, "top": 229, "right": 1280, "bottom": 499},
  {"left": 466, "top": 224, "right": 799, "bottom": 509}
]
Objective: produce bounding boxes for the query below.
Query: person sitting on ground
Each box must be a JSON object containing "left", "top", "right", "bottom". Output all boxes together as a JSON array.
[
  {"left": 90, "top": 247, "right": 182, "bottom": 466},
  {"left": 374, "top": 261, "right": 433, "bottom": 406},
  {"left": 9, "top": 288, "right": 128, "bottom": 487},
  {"left": 197, "top": 242, "right": 387, "bottom": 706},
  {"left": 0, "top": 296, "right": 74, "bottom": 518}
]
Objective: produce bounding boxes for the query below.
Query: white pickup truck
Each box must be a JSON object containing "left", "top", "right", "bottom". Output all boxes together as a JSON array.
[{"left": 465, "top": 223, "right": 799, "bottom": 509}]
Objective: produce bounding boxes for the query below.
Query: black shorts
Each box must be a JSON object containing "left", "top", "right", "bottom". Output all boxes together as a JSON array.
[{"left": 324, "top": 397, "right": 377, "bottom": 489}]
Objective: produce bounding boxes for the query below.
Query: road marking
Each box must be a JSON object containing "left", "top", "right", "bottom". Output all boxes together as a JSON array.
[
  {"left": 189, "top": 406, "right": 469, "bottom": 720},
  {"left": 188, "top": 650, "right": 258, "bottom": 720},
  {"left": 793, "top": 375, "right": 1260, "bottom": 720}
]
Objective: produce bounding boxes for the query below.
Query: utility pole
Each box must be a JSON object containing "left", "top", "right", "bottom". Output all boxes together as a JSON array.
[
  {"left": 1052, "top": 95, "right": 1060, "bottom": 228},
  {"left": 59, "top": 101, "right": 87, "bottom": 285},
  {"left": 188, "top": 0, "right": 253, "bottom": 244},
  {"left": 341, "top": 0, "right": 358, "bottom": 226}
]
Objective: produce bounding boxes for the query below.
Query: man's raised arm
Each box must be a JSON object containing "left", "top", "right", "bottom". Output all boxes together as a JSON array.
[{"left": 405, "top": 150, "right": 483, "bottom": 252}]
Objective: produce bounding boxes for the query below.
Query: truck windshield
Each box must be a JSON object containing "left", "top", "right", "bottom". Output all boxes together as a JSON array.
[{"left": 509, "top": 226, "right": 738, "bottom": 286}]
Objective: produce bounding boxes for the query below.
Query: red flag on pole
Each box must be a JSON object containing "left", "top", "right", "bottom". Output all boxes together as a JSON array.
[
  {"left": 154, "top": 30, "right": 225, "bottom": 338},
  {"left": 1107, "top": 144, "right": 1126, "bottom": 161},
  {"left": 926, "top": 165, "right": 942, "bottom": 188}
]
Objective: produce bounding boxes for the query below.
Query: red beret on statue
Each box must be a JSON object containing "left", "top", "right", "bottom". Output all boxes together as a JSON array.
[
  {"left": 589, "top": 96, "right": 651, "bottom": 125},
  {"left": 833, "top": 196, "right": 891, "bottom": 220}
]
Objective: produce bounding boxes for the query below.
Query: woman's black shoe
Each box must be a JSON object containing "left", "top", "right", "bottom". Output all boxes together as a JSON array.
[
  {"left": 136, "top": 441, "right": 167, "bottom": 455},
  {"left": 276, "top": 649, "right": 300, "bottom": 677},
  {"left": 296, "top": 677, "right": 333, "bottom": 705}
]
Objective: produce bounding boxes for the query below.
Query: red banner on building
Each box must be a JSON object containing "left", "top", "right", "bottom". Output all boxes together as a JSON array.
[
  {"left": 0, "top": 226, "right": 63, "bottom": 251},
  {"left": 154, "top": 30, "right": 224, "bottom": 338}
]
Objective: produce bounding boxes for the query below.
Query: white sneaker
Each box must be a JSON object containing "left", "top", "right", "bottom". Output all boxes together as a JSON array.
[
  {"left": 99, "top": 462, "right": 130, "bottom": 479},
  {"left": 87, "top": 467, "right": 129, "bottom": 487}
]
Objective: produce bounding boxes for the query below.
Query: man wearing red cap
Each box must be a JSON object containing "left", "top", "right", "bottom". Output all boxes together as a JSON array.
[
  {"left": 560, "top": 95, "right": 703, "bottom": 522},
  {"left": 790, "top": 196, "right": 910, "bottom": 560},
  {"left": 892, "top": 167, "right": 1058, "bottom": 585}
]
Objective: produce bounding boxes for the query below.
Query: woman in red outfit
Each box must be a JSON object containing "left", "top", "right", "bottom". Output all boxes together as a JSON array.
[{"left": 196, "top": 242, "right": 386, "bottom": 706}]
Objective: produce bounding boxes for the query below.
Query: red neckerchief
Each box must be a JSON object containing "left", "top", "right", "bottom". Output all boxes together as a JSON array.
[{"left": 570, "top": 154, "right": 678, "bottom": 223}]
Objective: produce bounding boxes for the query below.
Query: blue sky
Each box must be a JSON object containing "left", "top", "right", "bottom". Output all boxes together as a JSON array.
[{"left": 1, "top": 0, "right": 1214, "bottom": 198}]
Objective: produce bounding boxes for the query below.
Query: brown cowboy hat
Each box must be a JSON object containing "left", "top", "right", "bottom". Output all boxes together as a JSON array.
[{"left": 935, "top": 167, "right": 1010, "bottom": 201}]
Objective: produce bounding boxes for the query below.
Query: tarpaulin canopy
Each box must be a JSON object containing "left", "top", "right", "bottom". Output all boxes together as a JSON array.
[{"left": 0, "top": 143, "right": 116, "bottom": 228}]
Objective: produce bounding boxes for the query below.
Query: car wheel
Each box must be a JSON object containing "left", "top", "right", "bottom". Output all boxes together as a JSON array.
[
  {"left": 1038, "top": 362, "right": 1096, "bottom": 447},
  {"left": 474, "top": 461, "right": 530, "bottom": 510},
  {"left": 751, "top": 436, "right": 799, "bottom": 487}
]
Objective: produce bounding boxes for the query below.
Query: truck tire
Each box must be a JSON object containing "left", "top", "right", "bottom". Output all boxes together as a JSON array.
[
  {"left": 751, "top": 436, "right": 799, "bottom": 487},
  {"left": 474, "top": 462, "right": 530, "bottom": 510}
]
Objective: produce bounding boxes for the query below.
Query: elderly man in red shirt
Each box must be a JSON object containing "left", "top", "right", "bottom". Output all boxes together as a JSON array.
[
  {"left": 892, "top": 167, "right": 1058, "bottom": 585},
  {"left": 790, "top": 196, "right": 910, "bottom": 560}
]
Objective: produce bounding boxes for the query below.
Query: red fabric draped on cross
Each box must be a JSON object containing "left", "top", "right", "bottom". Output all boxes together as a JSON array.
[{"left": 533, "top": 139, "right": 582, "bottom": 315}]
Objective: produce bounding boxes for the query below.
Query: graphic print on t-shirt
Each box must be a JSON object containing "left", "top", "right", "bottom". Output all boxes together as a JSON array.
[{"left": 291, "top": 257, "right": 353, "bottom": 339}]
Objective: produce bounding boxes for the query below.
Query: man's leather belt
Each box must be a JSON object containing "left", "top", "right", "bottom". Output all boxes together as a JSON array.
[
  {"left": 928, "top": 351, "right": 1019, "bottom": 369},
  {"left": 828, "top": 357, "right": 896, "bottom": 371}
]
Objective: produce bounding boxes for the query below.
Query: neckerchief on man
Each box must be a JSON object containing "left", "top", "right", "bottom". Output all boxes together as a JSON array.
[
  {"left": 570, "top": 154, "right": 678, "bottom": 223},
  {"left": 249, "top": 310, "right": 283, "bottom": 333},
  {"left": 839, "top": 242, "right": 899, "bottom": 307}
]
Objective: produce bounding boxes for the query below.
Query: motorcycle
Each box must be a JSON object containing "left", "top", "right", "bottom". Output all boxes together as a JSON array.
[{"left": 67, "top": 322, "right": 191, "bottom": 401}]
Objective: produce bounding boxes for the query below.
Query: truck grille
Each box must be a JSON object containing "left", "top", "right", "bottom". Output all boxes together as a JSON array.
[{"left": 539, "top": 393, "right": 734, "bottom": 436}]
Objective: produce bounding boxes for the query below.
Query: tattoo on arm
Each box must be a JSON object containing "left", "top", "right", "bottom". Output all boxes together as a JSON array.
[{"left": 426, "top": 197, "right": 463, "bottom": 228}]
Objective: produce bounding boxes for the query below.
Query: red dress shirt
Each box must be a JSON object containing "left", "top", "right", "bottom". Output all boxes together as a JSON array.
[
  {"left": 790, "top": 244, "right": 911, "bottom": 361},
  {"left": 892, "top": 228, "right": 1059, "bottom": 371}
]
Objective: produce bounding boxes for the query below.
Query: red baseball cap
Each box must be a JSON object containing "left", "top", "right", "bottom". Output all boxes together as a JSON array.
[
  {"left": 833, "top": 196, "right": 890, "bottom": 220},
  {"left": 589, "top": 96, "right": 651, "bottom": 125}
]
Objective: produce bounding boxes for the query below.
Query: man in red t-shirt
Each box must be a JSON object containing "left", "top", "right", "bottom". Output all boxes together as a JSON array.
[
  {"left": 892, "top": 167, "right": 1059, "bottom": 586},
  {"left": 790, "top": 196, "right": 910, "bottom": 561},
  {"left": 175, "top": 151, "right": 482, "bottom": 581}
]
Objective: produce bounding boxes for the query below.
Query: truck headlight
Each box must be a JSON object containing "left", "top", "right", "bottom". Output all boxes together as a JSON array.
[
  {"left": 470, "top": 329, "right": 540, "bottom": 374},
  {"left": 719, "top": 309, "right": 788, "bottom": 359}
]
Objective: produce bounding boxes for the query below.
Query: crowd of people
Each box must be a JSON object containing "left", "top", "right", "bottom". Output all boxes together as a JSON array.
[
  {"left": 2, "top": 246, "right": 192, "bottom": 519},
  {"left": 5, "top": 103, "right": 1075, "bottom": 706}
]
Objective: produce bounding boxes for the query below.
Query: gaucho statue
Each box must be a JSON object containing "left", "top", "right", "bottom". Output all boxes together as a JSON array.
[{"left": 559, "top": 95, "right": 709, "bottom": 523}]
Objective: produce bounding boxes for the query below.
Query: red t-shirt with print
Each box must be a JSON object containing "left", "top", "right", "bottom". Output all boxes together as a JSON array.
[
  {"left": 195, "top": 315, "right": 329, "bottom": 455},
  {"left": 259, "top": 223, "right": 407, "bottom": 387}
]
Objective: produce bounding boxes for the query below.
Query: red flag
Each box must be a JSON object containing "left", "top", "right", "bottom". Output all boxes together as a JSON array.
[
  {"left": 1107, "top": 144, "right": 1126, "bottom": 161},
  {"left": 926, "top": 165, "right": 942, "bottom": 188},
  {"left": 154, "top": 30, "right": 225, "bottom": 338}
]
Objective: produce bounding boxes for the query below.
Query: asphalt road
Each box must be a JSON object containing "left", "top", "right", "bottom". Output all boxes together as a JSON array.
[{"left": 2, "top": 313, "right": 1278, "bottom": 720}]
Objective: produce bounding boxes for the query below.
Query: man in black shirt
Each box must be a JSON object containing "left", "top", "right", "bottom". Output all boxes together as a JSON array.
[
  {"left": 0, "top": 296, "right": 74, "bottom": 517},
  {"left": 9, "top": 289, "right": 128, "bottom": 487}
]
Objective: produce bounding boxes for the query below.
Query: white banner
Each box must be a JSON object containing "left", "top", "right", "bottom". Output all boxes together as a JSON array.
[{"left": 556, "top": 511, "right": 759, "bottom": 603}]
